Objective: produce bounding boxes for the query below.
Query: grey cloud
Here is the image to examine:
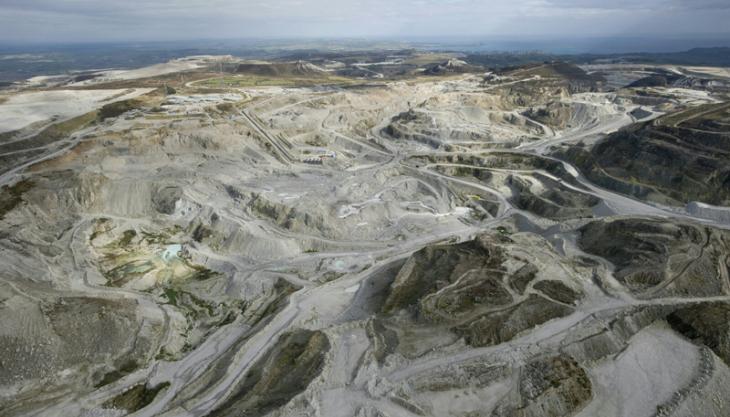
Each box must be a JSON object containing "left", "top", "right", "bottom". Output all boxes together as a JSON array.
[
  {"left": 0, "top": 0, "right": 728, "bottom": 43},
  {"left": 544, "top": 0, "right": 730, "bottom": 10}
]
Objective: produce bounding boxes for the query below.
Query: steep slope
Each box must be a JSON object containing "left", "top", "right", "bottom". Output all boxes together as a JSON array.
[{"left": 558, "top": 102, "right": 730, "bottom": 205}]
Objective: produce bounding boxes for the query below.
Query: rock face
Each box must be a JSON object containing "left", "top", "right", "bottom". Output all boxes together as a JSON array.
[
  {"left": 579, "top": 218, "right": 730, "bottom": 297},
  {"left": 456, "top": 294, "right": 575, "bottom": 348},
  {"left": 380, "top": 233, "right": 583, "bottom": 351},
  {"left": 668, "top": 302, "right": 730, "bottom": 366},
  {"left": 102, "top": 381, "right": 171, "bottom": 413},
  {"left": 152, "top": 185, "right": 183, "bottom": 214},
  {"left": 559, "top": 103, "right": 730, "bottom": 206},
  {"left": 383, "top": 235, "right": 508, "bottom": 314},
  {"left": 208, "top": 329, "right": 330, "bottom": 417},
  {"left": 523, "top": 101, "right": 573, "bottom": 129},
  {"left": 509, "top": 173, "right": 600, "bottom": 220},
  {"left": 492, "top": 356, "right": 592, "bottom": 417}
]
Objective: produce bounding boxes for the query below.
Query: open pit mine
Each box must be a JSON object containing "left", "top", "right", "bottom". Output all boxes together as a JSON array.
[{"left": 1, "top": 51, "right": 730, "bottom": 417}]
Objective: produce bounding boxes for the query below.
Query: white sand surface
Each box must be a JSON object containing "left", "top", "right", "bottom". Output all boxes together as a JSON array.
[{"left": 0, "top": 88, "right": 153, "bottom": 133}]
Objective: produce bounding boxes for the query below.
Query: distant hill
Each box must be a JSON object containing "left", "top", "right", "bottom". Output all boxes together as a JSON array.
[
  {"left": 625, "top": 47, "right": 730, "bottom": 67},
  {"left": 498, "top": 62, "right": 605, "bottom": 92},
  {"left": 517, "top": 62, "right": 603, "bottom": 83},
  {"left": 466, "top": 47, "right": 730, "bottom": 70},
  {"left": 235, "top": 61, "right": 326, "bottom": 77},
  {"left": 423, "top": 58, "right": 482, "bottom": 75}
]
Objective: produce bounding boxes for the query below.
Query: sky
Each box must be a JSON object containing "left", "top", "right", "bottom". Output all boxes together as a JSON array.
[{"left": 1, "top": 0, "right": 729, "bottom": 45}]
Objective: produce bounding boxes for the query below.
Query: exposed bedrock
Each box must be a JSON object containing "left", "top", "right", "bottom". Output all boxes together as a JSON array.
[
  {"left": 578, "top": 217, "right": 730, "bottom": 297},
  {"left": 379, "top": 232, "right": 584, "bottom": 354},
  {"left": 491, "top": 355, "right": 592, "bottom": 417},
  {"left": 0, "top": 292, "right": 164, "bottom": 414},
  {"left": 207, "top": 329, "right": 330, "bottom": 417},
  {"left": 558, "top": 103, "right": 730, "bottom": 206},
  {"left": 668, "top": 302, "right": 730, "bottom": 366}
]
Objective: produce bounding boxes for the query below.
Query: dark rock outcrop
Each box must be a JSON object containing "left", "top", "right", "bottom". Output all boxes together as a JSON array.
[{"left": 209, "top": 329, "right": 330, "bottom": 417}]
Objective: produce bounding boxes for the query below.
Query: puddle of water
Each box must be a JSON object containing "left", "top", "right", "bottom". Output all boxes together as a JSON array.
[
  {"left": 332, "top": 260, "right": 347, "bottom": 271},
  {"left": 161, "top": 244, "right": 182, "bottom": 262}
]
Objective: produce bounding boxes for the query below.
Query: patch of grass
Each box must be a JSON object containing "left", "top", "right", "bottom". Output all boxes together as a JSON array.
[
  {"left": 0, "top": 111, "right": 97, "bottom": 157},
  {"left": 102, "top": 381, "right": 170, "bottom": 412},
  {"left": 98, "top": 99, "right": 143, "bottom": 121},
  {"left": 496, "top": 226, "right": 511, "bottom": 236},
  {"left": 103, "top": 260, "right": 155, "bottom": 287},
  {"left": 162, "top": 287, "right": 214, "bottom": 317},
  {"left": 140, "top": 230, "right": 169, "bottom": 244},
  {"left": 49, "top": 110, "right": 98, "bottom": 135},
  {"left": 103, "top": 229, "right": 138, "bottom": 249},
  {"left": 163, "top": 287, "right": 180, "bottom": 306}
]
